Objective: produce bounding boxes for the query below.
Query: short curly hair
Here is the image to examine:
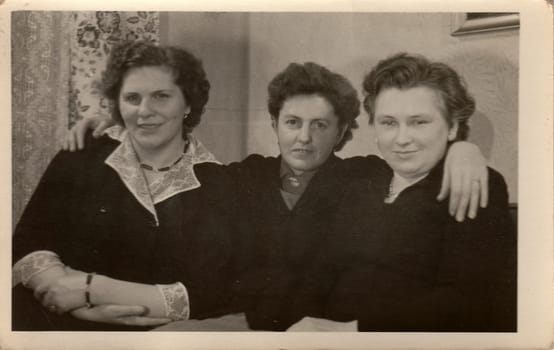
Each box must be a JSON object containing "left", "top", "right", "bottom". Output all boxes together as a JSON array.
[
  {"left": 100, "top": 40, "right": 210, "bottom": 134},
  {"left": 267, "top": 62, "right": 360, "bottom": 151},
  {"left": 362, "top": 53, "right": 475, "bottom": 141}
]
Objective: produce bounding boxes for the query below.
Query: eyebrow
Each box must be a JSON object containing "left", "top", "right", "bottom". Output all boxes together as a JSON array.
[
  {"left": 120, "top": 88, "right": 173, "bottom": 95},
  {"left": 407, "top": 113, "right": 432, "bottom": 119},
  {"left": 376, "top": 113, "right": 431, "bottom": 118}
]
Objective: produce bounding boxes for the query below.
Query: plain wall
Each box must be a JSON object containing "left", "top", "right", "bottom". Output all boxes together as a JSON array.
[
  {"left": 162, "top": 12, "right": 519, "bottom": 202},
  {"left": 246, "top": 13, "right": 519, "bottom": 203},
  {"left": 161, "top": 12, "right": 250, "bottom": 164}
]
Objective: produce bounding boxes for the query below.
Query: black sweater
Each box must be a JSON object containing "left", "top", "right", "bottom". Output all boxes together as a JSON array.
[
  {"left": 226, "top": 154, "right": 383, "bottom": 330},
  {"left": 13, "top": 135, "right": 238, "bottom": 330},
  {"left": 317, "top": 158, "right": 516, "bottom": 331}
]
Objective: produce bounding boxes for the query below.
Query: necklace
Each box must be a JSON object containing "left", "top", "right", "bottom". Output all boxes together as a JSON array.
[
  {"left": 139, "top": 139, "right": 189, "bottom": 172},
  {"left": 140, "top": 154, "right": 184, "bottom": 172}
]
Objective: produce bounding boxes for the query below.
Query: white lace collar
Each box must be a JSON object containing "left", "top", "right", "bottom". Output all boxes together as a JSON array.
[{"left": 104, "top": 126, "right": 219, "bottom": 225}]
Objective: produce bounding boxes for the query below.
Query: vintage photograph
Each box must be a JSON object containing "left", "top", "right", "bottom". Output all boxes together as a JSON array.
[{"left": 3, "top": 2, "right": 552, "bottom": 349}]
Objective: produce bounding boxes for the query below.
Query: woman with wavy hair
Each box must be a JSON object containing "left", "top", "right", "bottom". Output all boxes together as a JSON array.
[
  {"left": 310, "top": 53, "right": 516, "bottom": 331},
  {"left": 12, "top": 40, "right": 238, "bottom": 330}
]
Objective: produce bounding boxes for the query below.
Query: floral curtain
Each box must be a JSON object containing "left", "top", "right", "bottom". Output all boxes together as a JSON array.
[
  {"left": 69, "top": 11, "right": 159, "bottom": 126},
  {"left": 12, "top": 11, "right": 159, "bottom": 224}
]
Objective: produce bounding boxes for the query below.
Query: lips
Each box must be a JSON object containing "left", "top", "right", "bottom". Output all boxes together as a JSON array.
[
  {"left": 289, "top": 149, "right": 314, "bottom": 160},
  {"left": 393, "top": 150, "right": 418, "bottom": 158},
  {"left": 138, "top": 123, "right": 162, "bottom": 130},
  {"left": 292, "top": 148, "right": 313, "bottom": 154}
]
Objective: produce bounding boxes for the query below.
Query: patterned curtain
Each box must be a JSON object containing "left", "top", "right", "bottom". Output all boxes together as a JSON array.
[
  {"left": 69, "top": 11, "right": 159, "bottom": 126},
  {"left": 12, "top": 12, "right": 72, "bottom": 226},
  {"left": 12, "top": 11, "right": 159, "bottom": 225}
]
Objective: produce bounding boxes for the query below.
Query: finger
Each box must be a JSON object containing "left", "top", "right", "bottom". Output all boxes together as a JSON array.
[
  {"left": 455, "top": 175, "right": 472, "bottom": 222},
  {"left": 56, "top": 304, "right": 68, "bottom": 315},
  {"left": 480, "top": 168, "right": 489, "bottom": 208},
  {"left": 64, "top": 138, "right": 72, "bottom": 151},
  {"left": 468, "top": 180, "right": 480, "bottom": 219},
  {"left": 71, "top": 306, "right": 98, "bottom": 321},
  {"left": 437, "top": 164, "right": 450, "bottom": 201},
  {"left": 42, "top": 289, "right": 68, "bottom": 312},
  {"left": 68, "top": 128, "right": 77, "bottom": 152},
  {"left": 76, "top": 124, "right": 85, "bottom": 150},
  {"left": 71, "top": 304, "right": 145, "bottom": 319},
  {"left": 33, "top": 282, "right": 51, "bottom": 302},
  {"left": 92, "top": 120, "right": 108, "bottom": 138},
  {"left": 103, "top": 304, "right": 147, "bottom": 317},
  {"left": 71, "top": 305, "right": 162, "bottom": 325},
  {"left": 118, "top": 316, "right": 172, "bottom": 327},
  {"left": 40, "top": 290, "right": 55, "bottom": 308},
  {"left": 448, "top": 172, "right": 462, "bottom": 216},
  {"left": 51, "top": 293, "right": 82, "bottom": 314}
]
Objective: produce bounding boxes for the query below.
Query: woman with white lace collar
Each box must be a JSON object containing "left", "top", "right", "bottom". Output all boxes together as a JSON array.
[{"left": 12, "top": 41, "right": 237, "bottom": 330}]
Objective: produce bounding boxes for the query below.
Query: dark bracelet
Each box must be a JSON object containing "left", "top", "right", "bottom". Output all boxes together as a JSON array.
[{"left": 85, "top": 272, "right": 96, "bottom": 308}]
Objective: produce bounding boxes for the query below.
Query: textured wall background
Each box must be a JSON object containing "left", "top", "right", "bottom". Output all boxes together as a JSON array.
[
  {"left": 14, "top": 12, "right": 517, "bottom": 220},
  {"left": 243, "top": 13, "right": 519, "bottom": 202},
  {"left": 161, "top": 12, "right": 250, "bottom": 165},
  {"left": 163, "top": 12, "right": 518, "bottom": 202}
]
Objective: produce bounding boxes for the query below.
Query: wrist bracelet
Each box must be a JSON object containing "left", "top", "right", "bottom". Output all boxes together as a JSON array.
[{"left": 85, "top": 272, "right": 96, "bottom": 308}]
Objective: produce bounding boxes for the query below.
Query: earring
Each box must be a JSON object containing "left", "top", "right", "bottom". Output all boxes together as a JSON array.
[{"left": 184, "top": 113, "right": 189, "bottom": 119}]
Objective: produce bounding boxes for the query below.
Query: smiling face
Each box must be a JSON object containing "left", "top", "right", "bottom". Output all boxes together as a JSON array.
[
  {"left": 118, "top": 66, "right": 190, "bottom": 155},
  {"left": 374, "top": 86, "right": 458, "bottom": 181},
  {"left": 273, "top": 94, "right": 346, "bottom": 174}
]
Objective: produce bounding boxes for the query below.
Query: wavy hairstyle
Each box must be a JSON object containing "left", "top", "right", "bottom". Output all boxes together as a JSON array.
[
  {"left": 267, "top": 62, "right": 360, "bottom": 151},
  {"left": 100, "top": 40, "right": 210, "bottom": 135},
  {"left": 362, "top": 53, "right": 475, "bottom": 141}
]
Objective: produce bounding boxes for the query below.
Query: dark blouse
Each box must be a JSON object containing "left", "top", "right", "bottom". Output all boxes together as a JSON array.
[
  {"left": 12, "top": 135, "right": 238, "bottom": 330},
  {"left": 225, "top": 154, "right": 384, "bottom": 331},
  {"left": 320, "top": 158, "right": 517, "bottom": 331}
]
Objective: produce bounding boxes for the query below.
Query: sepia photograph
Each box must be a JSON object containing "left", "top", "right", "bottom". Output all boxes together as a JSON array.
[{"left": 1, "top": 1, "right": 552, "bottom": 349}]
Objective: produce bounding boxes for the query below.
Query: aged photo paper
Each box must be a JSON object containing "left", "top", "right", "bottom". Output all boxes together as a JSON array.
[{"left": 0, "top": 0, "right": 552, "bottom": 349}]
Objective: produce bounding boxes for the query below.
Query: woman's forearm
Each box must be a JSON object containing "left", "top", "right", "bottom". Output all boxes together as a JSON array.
[{"left": 90, "top": 274, "right": 167, "bottom": 318}]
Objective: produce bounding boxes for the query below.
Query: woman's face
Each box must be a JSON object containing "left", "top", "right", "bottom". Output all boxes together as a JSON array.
[
  {"left": 118, "top": 66, "right": 190, "bottom": 153},
  {"left": 373, "top": 86, "right": 458, "bottom": 180},
  {"left": 273, "top": 94, "right": 346, "bottom": 174}
]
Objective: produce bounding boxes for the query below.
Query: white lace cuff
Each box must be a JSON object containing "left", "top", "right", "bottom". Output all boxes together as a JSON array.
[
  {"left": 156, "top": 282, "right": 190, "bottom": 321},
  {"left": 12, "top": 251, "right": 64, "bottom": 287}
]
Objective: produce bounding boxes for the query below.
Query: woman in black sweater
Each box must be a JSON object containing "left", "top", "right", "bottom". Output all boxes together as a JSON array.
[
  {"left": 12, "top": 41, "right": 238, "bottom": 330},
  {"left": 312, "top": 53, "right": 516, "bottom": 331}
]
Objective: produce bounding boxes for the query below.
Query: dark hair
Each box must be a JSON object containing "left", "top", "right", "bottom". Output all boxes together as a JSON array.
[
  {"left": 362, "top": 53, "right": 475, "bottom": 141},
  {"left": 100, "top": 40, "right": 210, "bottom": 134},
  {"left": 267, "top": 62, "right": 360, "bottom": 151}
]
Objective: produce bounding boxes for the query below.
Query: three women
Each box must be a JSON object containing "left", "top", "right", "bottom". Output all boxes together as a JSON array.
[{"left": 13, "top": 40, "right": 500, "bottom": 331}]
